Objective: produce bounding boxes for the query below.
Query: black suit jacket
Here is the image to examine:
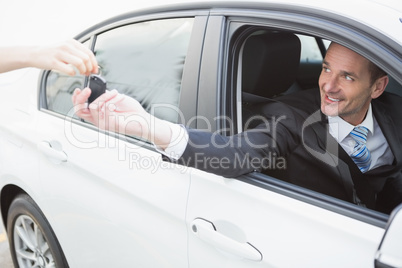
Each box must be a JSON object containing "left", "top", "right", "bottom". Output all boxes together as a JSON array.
[{"left": 173, "top": 89, "right": 402, "bottom": 213}]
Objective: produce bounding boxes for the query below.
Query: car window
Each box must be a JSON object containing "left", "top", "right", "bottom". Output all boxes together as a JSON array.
[
  {"left": 44, "top": 18, "right": 194, "bottom": 123},
  {"left": 236, "top": 28, "right": 402, "bottom": 215},
  {"left": 94, "top": 18, "right": 194, "bottom": 123},
  {"left": 297, "top": 34, "right": 323, "bottom": 63},
  {"left": 240, "top": 31, "right": 322, "bottom": 108},
  {"left": 44, "top": 41, "right": 88, "bottom": 117}
]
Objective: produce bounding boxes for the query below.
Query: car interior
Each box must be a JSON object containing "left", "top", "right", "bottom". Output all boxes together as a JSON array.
[
  {"left": 241, "top": 30, "right": 304, "bottom": 130},
  {"left": 238, "top": 29, "right": 402, "bottom": 201},
  {"left": 240, "top": 30, "right": 402, "bottom": 131}
]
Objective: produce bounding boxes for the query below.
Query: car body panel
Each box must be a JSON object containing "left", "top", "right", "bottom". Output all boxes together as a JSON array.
[
  {"left": 187, "top": 169, "right": 385, "bottom": 267},
  {"left": 0, "top": 1, "right": 401, "bottom": 267},
  {"left": 36, "top": 111, "right": 191, "bottom": 267}
]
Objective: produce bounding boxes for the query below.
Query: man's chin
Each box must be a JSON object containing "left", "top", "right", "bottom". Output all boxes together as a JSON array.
[{"left": 321, "top": 105, "right": 339, "bottom": 117}]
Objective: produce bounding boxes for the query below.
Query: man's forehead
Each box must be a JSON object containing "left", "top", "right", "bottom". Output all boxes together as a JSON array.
[{"left": 325, "top": 43, "right": 370, "bottom": 73}]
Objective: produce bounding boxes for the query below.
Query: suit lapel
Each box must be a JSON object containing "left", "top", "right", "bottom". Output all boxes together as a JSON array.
[
  {"left": 308, "top": 98, "right": 402, "bottom": 207},
  {"left": 289, "top": 89, "right": 359, "bottom": 202},
  {"left": 307, "top": 92, "right": 402, "bottom": 168},
  {"left": 302, "top": 109, "right": 358, "bottom": 202},
  {"left": 283, "top": 89, "right": 400, "bottom": 207},
  {"left": 372, "top": 100, "right": 402, "bottom": 166}
]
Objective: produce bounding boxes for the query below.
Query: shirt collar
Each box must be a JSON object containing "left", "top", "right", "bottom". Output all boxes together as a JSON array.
[{"left": 328, "top": 104, "right": 374, "bottom": 143}]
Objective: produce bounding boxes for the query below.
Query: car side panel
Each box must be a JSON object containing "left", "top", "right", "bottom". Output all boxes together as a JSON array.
[
  {"left": 187, "top": 169, "right": 384, "bottom": 267},
  {"left": 36, "top": 112, "right": 191, "bottom": 267}
]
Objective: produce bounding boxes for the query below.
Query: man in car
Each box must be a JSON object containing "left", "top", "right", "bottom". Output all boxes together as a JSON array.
[{"left": 72, "top": 42, "right": 402, "bottom": 214}]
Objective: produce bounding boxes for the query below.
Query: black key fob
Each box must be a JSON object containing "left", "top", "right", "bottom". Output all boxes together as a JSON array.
[{"left": 87, "top": 74, "right": 107, "bottom": 103}]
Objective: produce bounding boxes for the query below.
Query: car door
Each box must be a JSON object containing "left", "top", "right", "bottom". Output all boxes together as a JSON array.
[
  {"left": 186, "top": 8, "right": 402, "bottom": 268},
  {"left": 36, "top": 13, "right": 206, "bottom": 267}
]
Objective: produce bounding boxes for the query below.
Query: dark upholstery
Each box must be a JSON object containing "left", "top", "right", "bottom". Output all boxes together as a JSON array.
[{"left": 242, "top": 32, "right": 301, "bottom": 98}]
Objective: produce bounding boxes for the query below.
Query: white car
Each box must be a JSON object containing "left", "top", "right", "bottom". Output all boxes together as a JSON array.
[{"left": 0, "top": 0, "right": 401, "bottom": 267}]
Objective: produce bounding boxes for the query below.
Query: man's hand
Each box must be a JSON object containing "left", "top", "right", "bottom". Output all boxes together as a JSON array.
[{"left": 72, "top": 88, "right": 172, "bottom": 149}]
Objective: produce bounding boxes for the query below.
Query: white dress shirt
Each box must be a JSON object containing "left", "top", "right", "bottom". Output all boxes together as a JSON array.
[
  {"left": 156, "top": 124, "right": 189, "bottom": 160},
  {"left": 161, "top": 104, "right": 395, "bottom": 171},
  {"left": 328, "top": 104, "right": 394, "bottom": 170}
]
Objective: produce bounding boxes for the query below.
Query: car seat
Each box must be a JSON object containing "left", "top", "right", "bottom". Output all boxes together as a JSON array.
[{"left": 241, "top": 31, "right": 302, "bottom": 130}]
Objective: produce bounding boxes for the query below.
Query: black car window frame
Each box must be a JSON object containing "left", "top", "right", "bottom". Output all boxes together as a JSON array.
[
  {"left": 39, "top": 12, "right": 208, "bottom": 149},
  {"left": 212, "top": 12, "right": 402, "bottom": 227},
  {"left": 92, "top": 17, "right": 195, "bottom": 123}
]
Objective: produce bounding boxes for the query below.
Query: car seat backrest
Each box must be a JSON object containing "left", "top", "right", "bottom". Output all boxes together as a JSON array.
[
  {"left": 242, "top": 32, "right": 301, "bottom": 98},
  {"left": 385, "top": 76, "right": 402, "bottom": 97}
]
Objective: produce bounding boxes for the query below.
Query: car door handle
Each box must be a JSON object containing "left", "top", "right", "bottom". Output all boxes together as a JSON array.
[
  {"left": 191, "top": 218, "right": 262, "bottom": 261},
  {"left": 38, "top": 141, "right": 68, "bottom": 163}
]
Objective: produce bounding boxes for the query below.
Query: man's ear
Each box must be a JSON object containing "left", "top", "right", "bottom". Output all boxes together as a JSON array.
[{"left": 371, "top": 75, "right": 389, "bottom": 99}]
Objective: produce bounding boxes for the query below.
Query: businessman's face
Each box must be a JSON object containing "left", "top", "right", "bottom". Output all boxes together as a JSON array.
[{"left": 319, "top": 43, "right": 377, "bottom": 126}]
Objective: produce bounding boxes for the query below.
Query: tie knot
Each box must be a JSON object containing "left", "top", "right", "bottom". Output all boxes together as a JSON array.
[{"left": 350, "top": 126, "right": 369, "bottom": 144}]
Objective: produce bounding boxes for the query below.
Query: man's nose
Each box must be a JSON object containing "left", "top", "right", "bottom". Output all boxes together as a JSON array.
[{"left": 322, "top": 75, "right": 339, "bottom": 93}]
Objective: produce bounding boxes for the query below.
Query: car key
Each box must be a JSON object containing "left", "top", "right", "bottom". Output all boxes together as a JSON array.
[{"left": 87, "top": 74, "right": 107, "bottom": 103}]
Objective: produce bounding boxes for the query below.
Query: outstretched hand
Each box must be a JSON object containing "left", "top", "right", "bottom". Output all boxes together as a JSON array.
[
  {"left": 0, "top": 39, "right": 98, "bottom": 75},
  {"left": 72, "top": 88, "right": 173, "bottom": 149},
  {"left": 30, "top": 39, "right": 98, "bottom": 75},
  {"left": 72, "top": 88, "right": 150, "bottom": 137}
]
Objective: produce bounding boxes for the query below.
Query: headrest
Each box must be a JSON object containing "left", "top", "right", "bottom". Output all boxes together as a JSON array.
[{"left": 242, "top": 32, "right": 301, "bottom": 98}]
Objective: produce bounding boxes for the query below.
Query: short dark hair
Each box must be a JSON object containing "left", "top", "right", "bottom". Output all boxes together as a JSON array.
[
  {"left": 328, "top": 42, "right": 387, "bottom": 85},
  {"left": 368, "top": 61, "right": 387, "bottom": 85}
]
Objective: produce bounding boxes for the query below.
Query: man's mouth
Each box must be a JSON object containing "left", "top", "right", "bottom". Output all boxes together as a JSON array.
[{"left": 327, "top": 96, "right": 340, "bottom": 102}]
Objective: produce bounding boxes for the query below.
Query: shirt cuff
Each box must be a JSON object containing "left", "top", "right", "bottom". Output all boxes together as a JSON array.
[{"left": 155, "top": 124, "right": 188, "bottom": 160}]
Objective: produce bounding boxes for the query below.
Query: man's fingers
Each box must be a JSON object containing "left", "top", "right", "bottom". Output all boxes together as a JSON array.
[
  {"left": 91, "top": 89, "right": 119, "bottom": 111},
  {"left": 75, "top": 87, "right": 91, "bottom": 103},
  {"left": 73, "top": 88, "right": 91, "bottom": 115},
  {"left": 71, "top": 88, "right": 80, "bottom": 104},
  {"left": 104, "top": 93, "right": 126, "bottom": 112}
]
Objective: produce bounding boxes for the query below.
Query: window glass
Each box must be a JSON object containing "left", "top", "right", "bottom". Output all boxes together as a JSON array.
[
  {"left": 94, "top": 18, "right": 194, "bottom": 123},
  {"left": 297, "top": 34, "right": 323, "bottom": 63},
  {"left": 323, "top": 39, "right": 331, "bottom": 49},
  {"left": 45, "top": 42, "right": 88, "bottom": 116}
]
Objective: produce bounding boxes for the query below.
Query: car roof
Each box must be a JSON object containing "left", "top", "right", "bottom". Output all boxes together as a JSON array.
[{"left": 82, "top": 0, "right": 401, "bottom": 45}]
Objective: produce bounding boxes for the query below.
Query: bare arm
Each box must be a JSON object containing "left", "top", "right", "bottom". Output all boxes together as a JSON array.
[
  {"left": 72, "top": 88, "right": 173, "bottom": 150},
  {"left": 0, "top": 39, "right": 98, "bottom": 75}
]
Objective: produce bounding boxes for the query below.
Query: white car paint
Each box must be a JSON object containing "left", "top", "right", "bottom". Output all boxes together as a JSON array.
[{"left": 0, "top": 1, "right": 401, "bottom": 267}]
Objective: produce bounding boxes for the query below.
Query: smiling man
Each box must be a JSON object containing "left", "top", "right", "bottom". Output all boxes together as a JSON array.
[
  {"left": 73, "top": 42, "right": 402, "bottom": 213},
  {"left": 320, "top": 43, "right": 393, "bottom": 173},
  {"left": 320, "top": 43, "right": 388, "bottom": 125}
]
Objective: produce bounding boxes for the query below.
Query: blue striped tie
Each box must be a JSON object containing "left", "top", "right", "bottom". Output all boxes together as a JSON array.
[{"left": 350, "top": 126, "right": 372, "bottom": 173}]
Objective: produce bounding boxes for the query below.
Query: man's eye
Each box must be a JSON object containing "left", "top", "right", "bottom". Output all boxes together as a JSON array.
[
  {"left": 323, "top": 67, "right": 330, "bottom": 72},
  {"left": 345, "top": 75, "right": 353, "bottom": 81}
]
